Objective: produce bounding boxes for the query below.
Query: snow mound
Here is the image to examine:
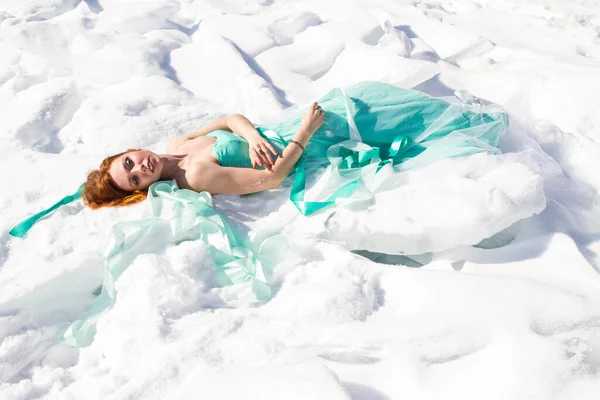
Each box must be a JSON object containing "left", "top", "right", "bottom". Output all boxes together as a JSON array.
[
  {"left": 316, "top": 42, "right": 440, "bottom": 92},
  {"left": 59, "top": 76, "right": 212, "bottom": 153},
  {"left": 0, "top": 78, "right": 80, "bottom": 152},
  {"left": 95, "top": 1, "right": 180, "bottom": 34},
  {"left": 170, "top": 22, "right": 283, "bottom": 119}
]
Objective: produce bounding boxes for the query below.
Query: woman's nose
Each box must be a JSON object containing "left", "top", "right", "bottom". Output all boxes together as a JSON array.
[{"left": 133, "top": 163, "right": 147, "bottom": 173}]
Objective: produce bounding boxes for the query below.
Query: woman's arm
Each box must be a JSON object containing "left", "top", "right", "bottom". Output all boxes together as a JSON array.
[
  {"left": 225, "top": 114, "right": 263, "bottom": 142},
  {"left": 199, "top": 142, "right": 303, "bottom": 195},
  {"left": 179, "top": 114, "right": 259, "bottom": 141},
  {"left": 175, "top": 114, "right": 278, "bottom": 168},
  {"left": 198, "top": 102, "right": 324, "bottom": 195}
]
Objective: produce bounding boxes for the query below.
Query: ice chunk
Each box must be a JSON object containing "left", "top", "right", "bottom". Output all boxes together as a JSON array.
[
  {"left": 170, "top": 22, "right": 283, "bottom": 119},
  {"left": 59, "top": 76, "right": 211, "bottom": 153},
  {"left": 0, "top": 0, "right": 79, "bottom": 21},
  {"left": 0, "top": 78, "right": 81, "bottom": 152},
  {"left": 315, "top": 42, "right": 440, "bottom": 91},
  {"left": 267, "top": 11, "right": 323, "bottom": 44},
  {"left": 204, "top": 14, "right": 277, "bottom": 57},
  {"left": 377, "top": 20, "right": 411, "bottom": 58},
  {"left": 94, "top": 1, "right": 180, "bottom": 34},
  {"left": 71, "top": 32, "right": 184, "bottom": 89}
]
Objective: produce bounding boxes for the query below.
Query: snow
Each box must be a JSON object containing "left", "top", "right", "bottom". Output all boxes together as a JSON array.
[
  {"left": 171, "top": 22, "right": 283, "bottom": 118},
  {"left": 1, "top": 0, "right": 600, "bottom": 399}
]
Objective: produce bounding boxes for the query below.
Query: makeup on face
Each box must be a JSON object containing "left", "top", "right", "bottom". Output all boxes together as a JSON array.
[{"left": 109, "top": 150, "right": 161, "bottom": 191}]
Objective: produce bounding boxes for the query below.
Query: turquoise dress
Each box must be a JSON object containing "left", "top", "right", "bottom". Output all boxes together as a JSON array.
[
  {"left": 207, "top": 130, "right": 255, "bottom": 168},
  {"left": 208, "top": 81, "right": 506, "bottom": 214},
  {"left": 59, "top": 81, "right": 507, "bottom": 348}
]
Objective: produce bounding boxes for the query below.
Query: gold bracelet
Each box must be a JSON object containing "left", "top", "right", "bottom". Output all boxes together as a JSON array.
[{"left": 289, "top": 140, "right": 305, "bottom": 151}]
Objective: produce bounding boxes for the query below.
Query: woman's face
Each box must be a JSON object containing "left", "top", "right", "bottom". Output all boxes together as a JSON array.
[{"left": 108, "top": 149, "right": 163, "bottom": 191}]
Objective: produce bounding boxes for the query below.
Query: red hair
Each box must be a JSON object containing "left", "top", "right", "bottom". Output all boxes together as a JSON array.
[{"left": 83, "top": 151, "right": 147, "bottom": 209}]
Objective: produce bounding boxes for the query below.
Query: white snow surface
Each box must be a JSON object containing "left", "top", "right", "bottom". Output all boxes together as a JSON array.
[{"left": 1, "top": 0, "right": 600, "bottom": 399}]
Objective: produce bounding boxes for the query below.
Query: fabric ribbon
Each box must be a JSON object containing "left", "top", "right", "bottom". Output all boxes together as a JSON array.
[
  {"left": 9, "top": 183, "right": 85, "bottom": 238},
  {"left": 62, "top": 181, "right": 285, "bottom": 347}
]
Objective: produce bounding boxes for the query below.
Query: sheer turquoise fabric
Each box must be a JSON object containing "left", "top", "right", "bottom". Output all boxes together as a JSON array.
[
  {"left": 61, "top": 181, "right": 290, "bottom": 347},
  {"left": 214, "top": 81, "right": 508, "bottom": 215}
]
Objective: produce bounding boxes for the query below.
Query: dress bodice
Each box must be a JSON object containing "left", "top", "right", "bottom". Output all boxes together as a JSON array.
[{"left": 207, "top": 130, "right": 253, "bottom": 169}]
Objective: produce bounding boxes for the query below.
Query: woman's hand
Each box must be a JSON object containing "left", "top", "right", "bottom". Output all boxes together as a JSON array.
[
  {"left": 299, "top": 102, "right": 325, "bottom": 136},
  {"left": 248, "top": 136, "right": 279, "bottom": 170},
  {"left": 246, "top": 102, "right": 324, "bottom": 170}
]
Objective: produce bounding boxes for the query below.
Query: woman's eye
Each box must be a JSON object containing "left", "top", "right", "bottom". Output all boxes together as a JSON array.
[
  {"left": 126, "top": 158, "right": 133, "bottom": 169},
  {"left": 132, "top": 176, "right": 139, "bottom": 186}
]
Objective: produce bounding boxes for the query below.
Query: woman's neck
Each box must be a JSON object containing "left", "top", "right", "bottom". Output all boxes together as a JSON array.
[{"left": 159, "top": 154, "right": 186, "bottom": 180}]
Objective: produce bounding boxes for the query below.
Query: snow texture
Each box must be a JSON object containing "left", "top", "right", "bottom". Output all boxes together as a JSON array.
[{"left": 1, "top": 0, "right": 600, "bottom": 399}]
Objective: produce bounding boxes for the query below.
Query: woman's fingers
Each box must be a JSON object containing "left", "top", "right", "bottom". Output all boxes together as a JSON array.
[
  {"left": 314, "top": 103, "right": 324, "bottom": 117},
  {"left": 249, "top": 139, "right": 279, "bottom": 170},
  {"left": 265, "top": 142, "right": 278, "bottom": 158},
  {"left": 251, "top": 141, "right": 278, "bottom": 167},
  {"left": 262, "top": 153, "right": 273, "bottom": 170},
  {"left": 253, "top": 149, "right": 264, "bottom": 166},
  {"left": 255, "top": 147, "right": 272, "bottom": 169},
  {"left": 299, "top": 101, "right": 325, "bottom": 137},
  {"left": 261, "top": 143, "right": 276, "bottom": 164},
  {"left": 257, "top": 149, "right": 268, "bottom": 166},
  {"left": 264, "top": 149, "right": 275, "bottom": 169}
]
